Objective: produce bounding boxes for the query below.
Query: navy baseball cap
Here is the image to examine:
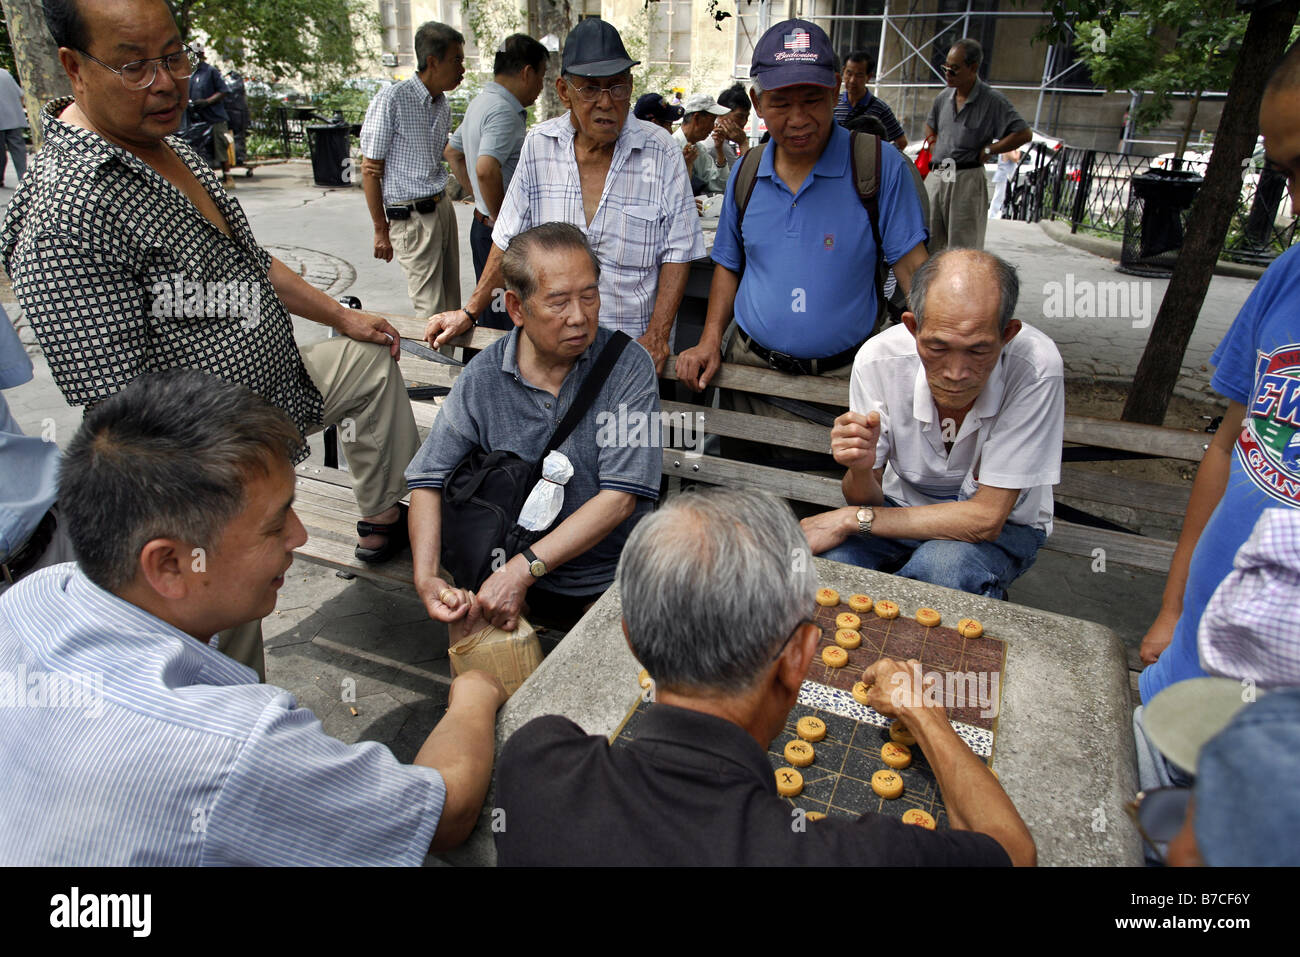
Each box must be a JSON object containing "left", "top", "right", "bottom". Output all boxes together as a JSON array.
[
  {"left": 750, "top": 19, "right": 836, "bottom": 90},
  {"left": 562, "top": 18, "right": 640, "bottom": 77},
  {"left": 634, "top": 93, "right": 683, "bottom": 124}
]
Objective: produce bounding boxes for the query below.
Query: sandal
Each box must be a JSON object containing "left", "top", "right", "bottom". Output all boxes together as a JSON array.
[{"left": 355, "top": 502, "right": 409, "bottom": 563}]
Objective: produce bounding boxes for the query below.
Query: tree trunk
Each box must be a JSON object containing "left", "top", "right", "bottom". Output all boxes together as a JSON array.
[
  {"left": 0, "top": 0, "right": 70, "bottom": 150},
  {"left": 1174, "top": 89, "right": 1202, "bottom": 162},
  {"left": 532, "top": 0, "right": 572, "bottom": 123},
  {"left": 1121, "top": 0, "right": 1300, "bottom": 425}
]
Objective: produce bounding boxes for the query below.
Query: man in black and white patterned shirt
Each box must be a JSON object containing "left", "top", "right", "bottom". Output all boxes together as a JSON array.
[{"left": 1, "top": 0, "right": 421, "bottom": 678}]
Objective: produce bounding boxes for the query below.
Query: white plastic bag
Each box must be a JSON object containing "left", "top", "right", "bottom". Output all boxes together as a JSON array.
[{"left": 517, "top": 450, "right": 573, "bottom": 531}]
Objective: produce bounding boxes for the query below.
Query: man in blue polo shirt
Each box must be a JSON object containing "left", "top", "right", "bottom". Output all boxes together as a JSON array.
[{"left": 675, "top": 19, "right": 927, "bottom": 402}]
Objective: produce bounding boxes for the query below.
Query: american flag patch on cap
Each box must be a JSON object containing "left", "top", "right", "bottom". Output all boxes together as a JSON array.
[{"left": 784, "top": 30, "right": 810, "bottom": 50}]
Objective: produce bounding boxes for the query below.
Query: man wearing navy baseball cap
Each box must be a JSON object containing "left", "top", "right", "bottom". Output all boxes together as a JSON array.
[
  {"left": 425, "top": 18, "right": 703, "bottom": 373},
  {"left": 676, "top": 20, "right": 928, "bottom": 409}
]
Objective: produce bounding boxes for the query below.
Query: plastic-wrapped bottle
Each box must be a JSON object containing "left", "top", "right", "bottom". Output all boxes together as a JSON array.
[{"left": 517, "top": 450, "right": 573, "bottom": 532}]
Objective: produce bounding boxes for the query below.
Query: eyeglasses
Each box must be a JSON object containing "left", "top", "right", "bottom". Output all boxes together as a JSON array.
[
  {"left": 76, "top": 47, "right": 198, "bottom": 90},
  {"left": 942, "top": 64, "right": 964, "bottom": 76},
  {"left": 767, "top": 617, "right": 818, "bottom": 665},
  {"left": 1124, "top": 786, "right": 1193, "bottom": 865},
  {"left": 566, "top": 79, "right": 632, "bottom": 103}
]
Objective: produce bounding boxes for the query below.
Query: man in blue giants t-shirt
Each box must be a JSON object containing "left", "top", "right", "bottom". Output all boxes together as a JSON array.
[
  {"left": 1139, "top": 41, "right": 1300, "bottom": 714},
  {"left": 675, "top": 19, "right": 928, "bottom": 397}
]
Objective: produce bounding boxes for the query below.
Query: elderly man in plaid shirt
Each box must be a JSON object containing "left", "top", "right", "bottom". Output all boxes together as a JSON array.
[
  {"left": 424, "top": 19, "right": 703, "bottom": 372},
  {"left": 361, "top": 22, "right": 465, "bottom": 317}
]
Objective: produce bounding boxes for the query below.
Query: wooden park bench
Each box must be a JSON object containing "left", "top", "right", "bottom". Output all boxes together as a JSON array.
[{"left": 292, "top": 318, "right": 1211, "bottom": 593}]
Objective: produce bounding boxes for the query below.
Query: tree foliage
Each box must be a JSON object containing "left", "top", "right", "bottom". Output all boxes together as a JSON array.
[
  {"left": 1072, "top": 0, "right": 1246, "bottom": 134},
  {"left": 169, "top": 0, "right": 377, "bottom": 88}
]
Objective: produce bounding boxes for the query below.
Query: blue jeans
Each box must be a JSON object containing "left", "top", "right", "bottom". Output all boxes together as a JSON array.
[{"left": 820, "top": 517, "right": 1047, "bottom": 600}]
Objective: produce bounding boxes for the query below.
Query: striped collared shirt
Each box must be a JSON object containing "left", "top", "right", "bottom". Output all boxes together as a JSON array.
[
  {"left": 1200, "top": 509, "right": 1300, "bottom": 690},
  {"left": 361, "top": 75, "right": 451, "bottom": 205},
  {"left": 0, "top": 565, "right": 446, "bottom": 865},
  {"left": 492, "top": 115, "right": 705, "bottom": 337},
  {"left": 834, "top": 91, "right": 905, "bottom": 143}
]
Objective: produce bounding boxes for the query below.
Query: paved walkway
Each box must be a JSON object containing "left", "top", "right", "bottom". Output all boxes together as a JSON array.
[{"left": 0, "top": 159, "right": 1260, "bottom": 774}]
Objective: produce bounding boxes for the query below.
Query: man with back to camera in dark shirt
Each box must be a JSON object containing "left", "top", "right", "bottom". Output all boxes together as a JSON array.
[{"left": 493, "top": 487, "right": 1036, "bottom": 866}]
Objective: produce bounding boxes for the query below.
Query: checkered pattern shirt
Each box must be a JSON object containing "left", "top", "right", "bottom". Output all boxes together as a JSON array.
[
  {"left": 361, "top": 75, "right": 451, "bottom": 206},
  {"left": 492, "top": 115, "right": 705, "bottom": 337},
  {"left": 0, "top": 98, "right": 320, "bottom": 459},
  {"left": 1199, "top": 508, "right": 1300, "bottom": 690}
]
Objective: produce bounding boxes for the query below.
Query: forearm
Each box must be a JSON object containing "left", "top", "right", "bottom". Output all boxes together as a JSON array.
[
  {"left": 268, "top": 256, "right": 347, "bottom": 328},
  {"left": 527, "top": 491, "right": 637, "bottom": 573},
  {"left": 842, "top": 466, "right": 884, "bottom": 507},
  {"left": 475, "top": 160, "right": 505, "bottom": 219},
  {"left": 362, "top": 164, "right": 388, "bottom": 230},
  {"left": 645, "top": 261, "right": 690, "bottom": 347},
  {"left": 418, "top": 690, "right": 498, "bottom": 851},
  {"left": 465, "top": 244, "right": 505, "bottom": 317},
  {"left": 991, "top": 129, "right": 1031, "bottom": 154},
  {"left": 409, "top": 487, "right": 444, "bottom": 590},
  {"left": 902, "top": 703, "right": 1035, "bottom": 865},
  {"left": 446, "top": 149, "right": 473, "bottom": 202},
  {"left": 697, "top": 264, "right": 740, "bottom": 349},
  {"left": 1158, "top": 405, "right": 1240, "bottom": 613},
  {"left": 828, "top": 496, "right": 1008, "bottom": 544}
]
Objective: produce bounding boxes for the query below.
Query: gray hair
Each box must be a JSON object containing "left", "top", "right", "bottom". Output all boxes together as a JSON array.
[
  {"left": 951, "top": 37, "right": 982, "bottom": 69},
  {"left": 415, "top": 21, "right": 463, "bottom": 73},
  {"left": 501, "top": 222, "right": 601, "bottom": 303},
  {"left": 617, "top": 488, "right": 818, "bottom": 694},
  {"left": 909, "top": 248, "right": 1018, "bottom": 334},
  {"left": 60, "top": 370, "right": 302, "bottom": 593}
]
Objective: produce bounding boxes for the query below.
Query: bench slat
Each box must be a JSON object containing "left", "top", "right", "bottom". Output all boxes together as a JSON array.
[
  {"left": 1047, "top": 520, "right": 1174, "bottom": 572},
  {"left": 1057, "top": 466, "right": 1192, "bottom": 518},
  {"left": 662, "top": 450, "right": 843, "bottom": 506},
  {"left": 1063, "top": 414, "right": 1207, "bottom": 463},
  {"left": 660, "top": 400, "right": 830, "bottom": 454}
]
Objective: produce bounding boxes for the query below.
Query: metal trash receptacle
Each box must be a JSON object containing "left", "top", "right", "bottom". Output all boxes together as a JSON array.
[
  {"left": 1119, "top": 169, "right": 1203, "bottom": 276},
  {"left": 306, "top": 123, "right": 352, "bottom": 188}
]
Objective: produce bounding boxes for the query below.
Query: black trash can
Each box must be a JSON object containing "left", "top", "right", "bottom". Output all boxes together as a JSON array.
[
  {"left": 1118, "top": 168, "right": 1203, "bottom": 276},
  {"left": 306, "top": 123, "right": 352, "bottom": 188}
]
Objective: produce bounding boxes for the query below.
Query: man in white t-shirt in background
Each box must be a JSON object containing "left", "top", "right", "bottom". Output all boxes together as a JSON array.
[{"left": 800, "top": 249, "right": 1063, "bottom": 599}]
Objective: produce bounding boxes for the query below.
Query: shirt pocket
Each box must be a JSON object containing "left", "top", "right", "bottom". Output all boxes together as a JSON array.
[{"left": 613, "top": 205, "right": 661, "bottom": 271}]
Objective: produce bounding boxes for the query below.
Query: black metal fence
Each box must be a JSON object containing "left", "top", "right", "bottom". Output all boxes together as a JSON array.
[
  {"left": 245, "top": 98, "right": 467, "bottom": 161},
  {"left": 1003, "top": 146, "right": 1298, "bottom": 265}
]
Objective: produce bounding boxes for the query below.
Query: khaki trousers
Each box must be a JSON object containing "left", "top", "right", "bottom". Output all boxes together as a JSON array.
[
  {"left": 389, "top": 197, "right": 460, "bottom": 316},
  {"left": 927, "top": 165, "right": 989, "bottom": 253},
  {"left": 217, "top": 335, "right": 422, "bottom": 680}
]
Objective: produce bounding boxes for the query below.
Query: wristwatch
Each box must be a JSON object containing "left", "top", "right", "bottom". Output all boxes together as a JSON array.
[
  {"left": 522, "top": 547, "right": 547, "bottom": 578},
  {"left": 856, "top": 507, "right": 875, "bottom": 536}
]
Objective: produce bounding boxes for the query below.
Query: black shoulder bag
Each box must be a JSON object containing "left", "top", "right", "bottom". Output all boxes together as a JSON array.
[{"left": 439, "top": 331, "right": 631, "bottom": 590}]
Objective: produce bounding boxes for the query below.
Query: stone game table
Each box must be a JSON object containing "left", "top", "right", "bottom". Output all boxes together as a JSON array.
[{"left": 439, "top": 558, "right": 1144, "bottom": 866}]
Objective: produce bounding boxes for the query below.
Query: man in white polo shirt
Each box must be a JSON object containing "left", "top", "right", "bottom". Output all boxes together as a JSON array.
[{"left": 800, "top": 248, "right": 1063, "bottom": 599}]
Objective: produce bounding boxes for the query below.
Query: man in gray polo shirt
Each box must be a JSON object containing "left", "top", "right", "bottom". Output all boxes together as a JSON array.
[
  {"left": 445, "top": 34, "right": 548, "bottom": 330},
  {"left": 406, "top": 224, "right": 661, "bottom": 633},
  {"left": 923, "top": 38, "right": 1029, "bottom": 252}
]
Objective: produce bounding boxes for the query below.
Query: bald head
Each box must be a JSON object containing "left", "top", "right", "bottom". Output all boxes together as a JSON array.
[
  {"left": 1266, "top": 38, "right": 1300, "bottom": 96},
  {"left": 909, "top": 249, "right": 1019, "bottom": 335}
]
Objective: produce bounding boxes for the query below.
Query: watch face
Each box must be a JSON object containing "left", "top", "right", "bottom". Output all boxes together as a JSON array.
[{"left": 529, "top": 559, "right": 547, "bottom": 577}]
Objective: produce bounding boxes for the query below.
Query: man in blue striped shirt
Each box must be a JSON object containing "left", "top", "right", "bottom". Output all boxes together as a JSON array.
[{"left": 0, "top": 370, "right": 506, "bottom": 865}]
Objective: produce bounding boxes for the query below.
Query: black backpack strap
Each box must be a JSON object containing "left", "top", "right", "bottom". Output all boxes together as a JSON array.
[
  {"left": 543, "top": 331, "right": 632, "bottom": 457},
  {"left": 849, "top": 130, "right": 890, "bottom": 337},
  {"left": 732, "top": 142, "right": 766, "bottom": 276}
]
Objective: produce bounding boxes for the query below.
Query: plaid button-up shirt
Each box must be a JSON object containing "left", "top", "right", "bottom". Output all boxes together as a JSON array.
[
  {"left": 492, "top": 115, "right": 704, "bottom": 337},
  {"left": 360, "top": 75, "right": 451, "bottom": 206},
  {"left": 0, "top": 98, "right": 321, "bottom": 458},
  {"left": 1200, "top": 508, "right": 1300, "bottom": 690}
]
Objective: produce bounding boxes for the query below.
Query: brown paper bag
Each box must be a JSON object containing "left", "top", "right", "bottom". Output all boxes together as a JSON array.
[{"left": 447, "top": 617, "right": 542, "bottom": 697}]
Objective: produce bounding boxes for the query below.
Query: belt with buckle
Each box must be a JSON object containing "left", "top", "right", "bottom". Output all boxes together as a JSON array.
[
  {"left": 385, "top": 192, "right": 444, "bottom": 220},
  {"left": 472, "top": 208, "right": 494, "bottom": 228},
  {"left": 737, "top": 329, "right": 861, "bottom": 376},
  {"left": 1, "top": 508, "right": 57, "bottom": 585}
]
